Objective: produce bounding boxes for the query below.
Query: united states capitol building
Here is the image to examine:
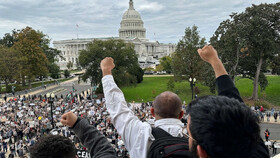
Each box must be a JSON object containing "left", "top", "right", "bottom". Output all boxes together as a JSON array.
[{"left": 53, "top": 0, "right": 176, "bottom": 70}]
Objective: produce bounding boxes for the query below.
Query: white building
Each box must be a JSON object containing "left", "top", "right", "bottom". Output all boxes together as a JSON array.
[{"left": 53, "top": 0, "right": 176, "bottom": 70}]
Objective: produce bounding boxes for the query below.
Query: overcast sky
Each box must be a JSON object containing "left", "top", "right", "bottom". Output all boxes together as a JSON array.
[{"left": 0, "top": 0, "right": 278, "bottom": 46}]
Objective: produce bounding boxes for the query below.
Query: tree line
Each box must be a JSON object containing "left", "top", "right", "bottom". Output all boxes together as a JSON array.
[
  {"left": 0, "top": 27, "right": 62, "bottom": 93},
  {"left": 158, "top": 3, "right": 280, "bottom": 100}
]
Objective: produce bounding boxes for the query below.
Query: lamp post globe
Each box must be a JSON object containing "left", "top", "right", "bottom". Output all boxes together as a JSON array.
[{"left": 189, "top": 77, "right": 196, "bottom": 100}]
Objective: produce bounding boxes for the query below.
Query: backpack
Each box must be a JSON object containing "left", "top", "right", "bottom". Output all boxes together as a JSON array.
[{"left": 147, "top": 127, "right": 192, "bottom": 158}]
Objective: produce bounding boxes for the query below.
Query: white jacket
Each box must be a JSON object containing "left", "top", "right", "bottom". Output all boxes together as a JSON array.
[{"left": 102, "top": 75, "right": 184, "bottom": 158}]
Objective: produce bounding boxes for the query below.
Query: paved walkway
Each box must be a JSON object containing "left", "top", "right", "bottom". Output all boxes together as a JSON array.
[
  {"left": 261, "top": 116, "right": 280, "bottom": 124},
  {"left": 0, "top": 77, "right": 78, "bottom": 103}
]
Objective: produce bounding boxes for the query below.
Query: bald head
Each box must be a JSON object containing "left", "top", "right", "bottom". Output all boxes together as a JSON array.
[{"left": 153, "top": 91, "right": 182, "bottom": 119}]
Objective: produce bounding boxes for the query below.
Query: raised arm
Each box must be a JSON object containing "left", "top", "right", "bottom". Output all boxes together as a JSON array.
[
  {"left": 197, "top": 45, "right": 243, "bottom": 102},
  {"left": 61, "top": 111, "right": 117, "bottom": 158},
  {"left": 100, "top": 57, "right": 152, "bottom": 156}
]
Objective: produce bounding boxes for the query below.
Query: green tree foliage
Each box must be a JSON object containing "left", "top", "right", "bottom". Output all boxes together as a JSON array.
[
  {"left": 37, "top": 32, "right": 63, "bottom": 79},
  {"left": 79, "top": 39, "right": 142, "bottom": 87},
  {"left": 270, "top": 54, "right": 280, "bottom": 75},
  {"left": 0, "top": 32, "right": 16, "bottom": 47},
  {"left": 210, "top": 3, "right": 280, "bottom": 99},
  {"left": 67, "top": 61, "right": 74, "bottom": 70},
  {"left": 13, "top": 27, "right": 49, "bottom": 88},
  {"left": 233, "top": 3, "right": 280, "bottom": 100},
  {"left": 210, "top": 17, "right": 242, "bottom": 81},
  {"left": 64, "top": 69, "right": 70, "bottom": 78},
  {"left": 0, "top": 46, "right": 19, "bottom": 92},
  {"left": 159, "top": 56, "right": 172, "bottom": 74},
  {"left": 172, "top": 25, "right": 206, "bottom": 81},
  {"left": 129, "top": 66, "right": 144, "bottom": 83},
  {"left": 167, "top": 77, "right": 175, "bottom": 91},
  {"left": 49, "top": 63, "right": 60, "bottom": 79}
]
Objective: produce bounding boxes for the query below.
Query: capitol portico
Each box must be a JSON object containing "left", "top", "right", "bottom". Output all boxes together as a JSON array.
[{"left": 54, "top": 0, "right": 176, "bottom": 70}]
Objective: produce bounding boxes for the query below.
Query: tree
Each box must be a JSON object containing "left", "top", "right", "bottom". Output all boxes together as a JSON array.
[
  {"left": 49, "top": 63, "right": 60, "bottom": 79},
  {"left": 172, "top": 25, "right": 206, "bottom": 81},
  {"left": 129, "top": 66, "right": 144, "bottom": 83},
  {"left": 0, "top": 31, "right": 16, "bottom": 48},
  {"left": 159, "top": 56, "right": 172, "bottom": 74},
  {"left": 270, "top": 54, "right": 280, "bottom": 75},
  {"left": 0, "top": 46, "right": 19, "bottom": 92},
  {"left": 64, "top": 70, "right": 70, "bottom": 78},
  {"left": 13, "top": 27, "right": 49, "bottom": 88},
  {"left": 79, "top": 39, "right": 142, "bottom": 87},
  {"left": 210, "top": 17, "right": 242, "bottom": 81},
  {"left": 67, "top": 61, "right": 74, "bottom": 70},
  {"left": 232, "top": 3, "right": 280, "bottom": 100},
  {"left": 38, "top": 32, "right": 63, "bottom": 79}
]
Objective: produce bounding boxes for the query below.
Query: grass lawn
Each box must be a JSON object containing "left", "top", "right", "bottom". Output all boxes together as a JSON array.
[
  {"left": 121, "top": 76, "right": 213, "bottom": 103},
  {"left": 235, "top": 76, "right": 280, "bottom": 106},
  {"left": 121, "top": 75, "right": 280, "bottom": 107}
]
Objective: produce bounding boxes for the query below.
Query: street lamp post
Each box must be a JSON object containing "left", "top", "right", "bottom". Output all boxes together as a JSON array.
[
  {"left": 92, "top": 85, "right": 99, "bottom": 99},
  {"left": 47, "top": 93, "right": 55, "bottom": 129},
  {"left": 189, "top": 77, "right": 196, "bottom": 100}
]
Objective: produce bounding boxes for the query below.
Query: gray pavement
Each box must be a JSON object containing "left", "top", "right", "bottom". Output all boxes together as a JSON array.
[
  {"left": 0, "top": 76, "right": 92, "bottom": 102},
  {"left": 260, "top": 123, "right": 280, "bottom": 141},
  {"left": 260, "top": 123, "right": 280, "bottom": 157},
  {"left": 37, "top": 79, "right": 91, "bottom": 97}
]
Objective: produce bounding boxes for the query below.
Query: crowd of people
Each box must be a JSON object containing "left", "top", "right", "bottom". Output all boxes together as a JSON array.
[
  {"left": 251, "top": 105, "right": 280, "bottom": 122},
  {"left": 0, "top": 89, "right": 163, "bottom": 157},
  {"left": 0, "top": 45, "right": 277, "bottom": 158}
]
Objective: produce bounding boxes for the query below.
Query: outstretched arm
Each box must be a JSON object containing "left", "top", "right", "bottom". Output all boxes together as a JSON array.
[
  {"left": 61, "top": 112, "right": 117, "bottom": 158},
  {"left": 197, "top": 45, "right": 243, "bottom": 102},
  {"left": 100, "top": 57, "right": 152, "bottom": 157},
  {"left": 198, "top": 45, "right": 269, "bottom": 158}
]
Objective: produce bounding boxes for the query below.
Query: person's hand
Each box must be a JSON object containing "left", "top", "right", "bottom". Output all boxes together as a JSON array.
[
  {"left": 198, "top": 45, "right": 228, "bottom": 78},
  {"left": 100, "top": 57, "right": 115, "bottom": 76},
  {"left": 197, "top": 45, "right": 220, "bottom": 65},
  {"left": 60, "top": 111, "right": 78, "bottom": 128}
]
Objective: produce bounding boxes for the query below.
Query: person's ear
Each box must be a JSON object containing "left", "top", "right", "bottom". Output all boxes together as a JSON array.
[
  {"left": 150, "top": 107, "right": 155, "bottom": 117},
  {"left": 197, "top": 145, "right": 208, "bottom": 158},
  {"left": 178, "top": 110, "right": 184, "bottom": 119}
]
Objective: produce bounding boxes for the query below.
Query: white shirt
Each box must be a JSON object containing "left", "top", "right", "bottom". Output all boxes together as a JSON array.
[{"left": 102, "top": 75, "right": 184, "bottom": 158}]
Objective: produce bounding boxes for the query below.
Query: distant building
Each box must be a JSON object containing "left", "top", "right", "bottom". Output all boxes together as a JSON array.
[{"left": 53, "top": 0, "right": 176, "bottom": 70}]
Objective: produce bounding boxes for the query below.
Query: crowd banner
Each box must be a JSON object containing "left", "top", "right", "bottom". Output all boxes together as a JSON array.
[
  {"left": 275, "top": 142, "right": 280, "bottom": 148},
  {"left": 76, "top": 150, "right": 91, "bottom": 158}
]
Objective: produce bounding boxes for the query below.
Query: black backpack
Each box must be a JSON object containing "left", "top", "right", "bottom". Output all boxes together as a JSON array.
[{"left": 147, "top": 127, "right": 192, "bottom": 158}]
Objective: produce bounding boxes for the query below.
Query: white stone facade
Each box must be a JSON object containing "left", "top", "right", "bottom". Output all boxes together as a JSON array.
[
  {"left": 119, "top": 0, "right": 146, "bottom": 39},
  {"left": 53, "top": 0, "right": 176, "bottom": 70}
]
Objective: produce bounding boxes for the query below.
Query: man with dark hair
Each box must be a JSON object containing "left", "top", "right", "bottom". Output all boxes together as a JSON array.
[
  {"left": 101, "top": 58, "right": 186, "bottom": 158},
  {"left": 185, "top": 45, "right": 269, "bottom": 158},
  {"left": 29, "top": 135, "right": 76, "bottom": 158},
  {"left": 60, "top": 111, "right": 117, "bottom": 158},
  {"left": 30, "top": 110, "right": 117, "bottom": 158}
]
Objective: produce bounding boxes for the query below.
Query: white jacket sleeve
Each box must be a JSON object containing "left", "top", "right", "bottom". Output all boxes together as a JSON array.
[{"left": 102, "top": 75, "right": 152, "bottom": 158}]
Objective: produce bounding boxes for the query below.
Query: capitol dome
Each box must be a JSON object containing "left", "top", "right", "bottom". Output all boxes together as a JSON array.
[{"left": 119, "top": 0, "right": 146, "bottom": 39}]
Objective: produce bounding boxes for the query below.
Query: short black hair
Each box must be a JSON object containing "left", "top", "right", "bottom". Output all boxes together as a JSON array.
[
  {"left": 30, "top": 134, "right": 76, "bottom": 158},
  {"left": 187, "top": 96, "right": 260, "bottom": 158}
]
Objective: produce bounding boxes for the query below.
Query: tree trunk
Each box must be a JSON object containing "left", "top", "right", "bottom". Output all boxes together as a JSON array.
[
  {"left": 231, "top": 46, "right": 240, "bottom": 82},
  {"left": 5, "top": 80, "right": 9, "bottom": 93},
  {"left": 252, "top": 56, "right": 263, "bottom": 100},
  {"left": 29, "top": 78, "right": 32, "bottom": 89},
  {"left": 22, "top": 74, "right": 26, "bottom": 86}
]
